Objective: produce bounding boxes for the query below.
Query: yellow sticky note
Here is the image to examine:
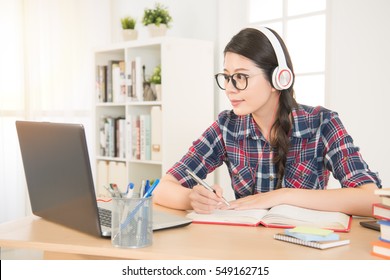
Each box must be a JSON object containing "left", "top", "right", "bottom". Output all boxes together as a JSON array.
[{"left": 289, "top": 226, "right": 334, "bottom": 236}]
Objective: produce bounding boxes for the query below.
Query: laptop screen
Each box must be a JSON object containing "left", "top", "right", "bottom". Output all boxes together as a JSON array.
[{"left": 16, "top": 121, "right": 103, "bottom": 236}]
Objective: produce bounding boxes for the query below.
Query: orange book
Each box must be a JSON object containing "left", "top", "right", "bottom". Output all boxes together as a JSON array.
[{"left": 371, "top": 240, "right": 390, "bottom": 259}]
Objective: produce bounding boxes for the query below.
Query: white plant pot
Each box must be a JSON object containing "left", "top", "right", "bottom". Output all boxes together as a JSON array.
[
  {"left": 152, "top": 84, "right": 162, "bottom": 101},
  {"left": 122, "top": 29, "right": 138, "bottom": 41},
  {"left": 147, "top": 24, "right": 168, "bottom": 37}
]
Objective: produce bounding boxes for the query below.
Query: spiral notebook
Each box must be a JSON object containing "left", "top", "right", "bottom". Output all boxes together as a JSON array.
[{"left": 274, "top": 233, "right": 350, "bottom": 249}]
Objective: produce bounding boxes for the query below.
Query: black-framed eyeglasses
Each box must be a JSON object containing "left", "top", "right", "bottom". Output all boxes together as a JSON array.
[{"left": 215, "top": 73, "right": 251, "bottom": 91}]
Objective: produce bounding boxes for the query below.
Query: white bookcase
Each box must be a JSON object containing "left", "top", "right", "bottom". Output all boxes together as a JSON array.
[{"left": 94, "top": 37, "right": 214, "bottom": 196}]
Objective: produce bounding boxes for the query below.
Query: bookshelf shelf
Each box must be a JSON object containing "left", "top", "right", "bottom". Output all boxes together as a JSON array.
[{"left": 94, "top": 37, "right": 214, "bottom": 196}]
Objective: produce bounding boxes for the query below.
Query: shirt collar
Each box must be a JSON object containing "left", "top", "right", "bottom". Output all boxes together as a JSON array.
[
  {"left": 236, "top": 114, "right": 263, "bottom": 140},
  {"left": 237, "top": 106, "right": 313, "bottom": 140}
]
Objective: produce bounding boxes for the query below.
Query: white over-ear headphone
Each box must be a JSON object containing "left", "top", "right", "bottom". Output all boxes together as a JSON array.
[{"left": 258, "top": 27, "right": 293, "bottom": 90}]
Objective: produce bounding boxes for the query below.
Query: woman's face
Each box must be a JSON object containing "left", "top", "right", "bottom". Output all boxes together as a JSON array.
[{"left": 223, "top": 52, "right": 278, "bottom": 117}]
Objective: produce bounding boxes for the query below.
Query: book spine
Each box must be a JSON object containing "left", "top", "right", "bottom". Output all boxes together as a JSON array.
[
  {"left": 111, "top": 63, "right": 120, "bottom": 103},
  {"left": 151, "top": 106, "right": 162, "bottom": 161},
  {"left": 119, "top": 61, "right": 126, "bottom": 103},
  {"left": 135, "top": 56, "right": 143, "bottom": 102},
  {"left": 373, "top": 203, "right": 390, "bottom": 221},
  {"left": 107, "top": 117, "right": 115, "bottom": 158},
  {"left": 126, "top": 61, "right": 133, "bottom": 101},
  {"left": 131, "top": 60, "right": 136, "bottom": 101}
]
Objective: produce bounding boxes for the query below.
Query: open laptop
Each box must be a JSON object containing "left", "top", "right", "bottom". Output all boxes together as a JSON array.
[{"left": 15, "top": 120, "right": 191, "bottom": 237}]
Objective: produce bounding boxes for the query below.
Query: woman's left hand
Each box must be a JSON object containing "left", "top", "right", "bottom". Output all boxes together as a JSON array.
[{"left": 223, "top": 188, "right": 288, "bottom": 210}]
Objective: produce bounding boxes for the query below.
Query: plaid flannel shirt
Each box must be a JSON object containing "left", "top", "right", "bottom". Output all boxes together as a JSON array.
[{"left": 167, "top": 104, "right": 381, "bottom": 198}]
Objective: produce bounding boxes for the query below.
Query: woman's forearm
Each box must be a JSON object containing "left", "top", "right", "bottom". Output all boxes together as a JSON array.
[
  {"left": 153, "top": 174, "right": 192, "bottom": 210},
  {"left": 280, "top": 183, "right": 380, "bottom": 216}
]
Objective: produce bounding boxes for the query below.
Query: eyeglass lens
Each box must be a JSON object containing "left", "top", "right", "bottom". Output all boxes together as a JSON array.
[{"left": 215, "top": 73, "right": 248, "bottom": 90}]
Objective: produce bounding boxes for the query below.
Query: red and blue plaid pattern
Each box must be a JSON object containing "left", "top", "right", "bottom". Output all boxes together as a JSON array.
[{"left": 168, "top": 105, "right": 381, "bottom": 198}]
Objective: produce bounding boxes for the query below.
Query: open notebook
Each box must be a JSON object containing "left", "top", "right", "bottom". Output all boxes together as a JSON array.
[{"left": 16, "top": 121, "right": 191, "bottom": 237}]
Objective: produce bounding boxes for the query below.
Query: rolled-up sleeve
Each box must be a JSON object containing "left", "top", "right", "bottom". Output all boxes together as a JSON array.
[
  {"left": 323, "top": 113, "right": 381, "bottom": 188},
  {"left": 167, "top": 120, "right": 226, "bottom": 188}
]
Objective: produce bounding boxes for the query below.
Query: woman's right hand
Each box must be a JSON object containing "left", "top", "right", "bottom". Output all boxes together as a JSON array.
[{"left": 189, "top": 184, "right": 225, "bottom": 214}]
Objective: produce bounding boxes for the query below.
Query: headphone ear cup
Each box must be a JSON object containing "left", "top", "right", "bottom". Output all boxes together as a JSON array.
[{"left": 272, "top": 66, "right": 293, "bottom": 90}]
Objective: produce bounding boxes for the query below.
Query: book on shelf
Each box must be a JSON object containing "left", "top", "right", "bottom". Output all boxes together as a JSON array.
[
  {"left": 134, "top": 115, "right": 141, "bottom": 159},
  {"left": 128, "top": 57, "right": 143, "bottom": 102},
  {"left": 111, "top": 61, "right": 126, "bottom": 103},
  {"left": 99, "top": 116, "right": 126, "bottom": 158},
  {"left": 125, "top": 60, "right": 133, "bottom": 101},
  {"left": 119, "top": 61, "right": 126, "bottom": 103},
  {"left": 371, "top": 240, "right": 390, "bottom": 259},
  {"left": 96, "top": 65, "right": 107, "bottom": 102},
  {"left": 140, "top": 114, "right": 151, "bottom": 161},
  {"left": 373, "top": 203, "right": 390, "bottom": 221},
  {"left": 134, "top": 56, "right": 143, "bottom": 102},
  {"left": 127, "top": 113, "right": 155, "bottom": 161},
  {"left": 378, "top": 220, "right": 390, "bottom": 243},
  {"left": 273, "top": 233, "right": 350, "bottom": 250},
  {"left": 115, "top": 117, "right": 126, "bottom": 158},
  {"left": 150, "top": 106, "right": 162, "bottom": 161},
  {"left": 106, "top": 60, "right": 120, "bottom": 102},
  {"left": 97, "top": 59, "right": 139, "bottom": 103},
  {"left": 186, "top": 204, "right": 352, "bottom": 232},
  {"left": 98, "top": 116, "right": 114, "bottom": 157}
]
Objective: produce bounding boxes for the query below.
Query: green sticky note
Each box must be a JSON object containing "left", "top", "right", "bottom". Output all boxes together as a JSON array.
[{"left": 289, "top": 226, "right": 334, "bottom": 236}]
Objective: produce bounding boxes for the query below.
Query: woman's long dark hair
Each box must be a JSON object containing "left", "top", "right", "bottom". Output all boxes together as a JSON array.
[{"left": 224, "top": 27, "right": 298, "bottom": 188}]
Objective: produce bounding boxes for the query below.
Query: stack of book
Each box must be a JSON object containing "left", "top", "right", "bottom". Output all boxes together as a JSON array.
[
  {"left": 274, "top": 226, "right": 350, "bottom": 250},
  {"left": 371, "top": 188, "right": 390, "bottom": 259}
]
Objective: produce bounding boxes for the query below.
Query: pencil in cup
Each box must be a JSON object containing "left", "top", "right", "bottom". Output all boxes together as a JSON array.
[
  {"left": 118, "top": 179, "right": 160, "bottom": 230},
  {"left": 111, "top": 196, "right": 153, "bottom": 248}
]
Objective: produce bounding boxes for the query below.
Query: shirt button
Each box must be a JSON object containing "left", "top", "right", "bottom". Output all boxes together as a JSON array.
[{"left": 269, "top": 175, "right": 274, "bottom": 181}]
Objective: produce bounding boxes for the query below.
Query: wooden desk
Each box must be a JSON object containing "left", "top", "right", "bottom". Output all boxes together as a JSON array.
[{"left": 0, "top": 208, "right": 381, "bottom": 260}]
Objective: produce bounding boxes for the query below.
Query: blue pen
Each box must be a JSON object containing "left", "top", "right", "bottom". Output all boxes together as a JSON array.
[
  {"left": 120, "top": 179, "right": 160, "bottom": 230},
  {"left": 144, "top": 180, "right": 150, "bottom": 196},
  {"left": 143, "top": 179, "right": 160, "bottom": 198}
]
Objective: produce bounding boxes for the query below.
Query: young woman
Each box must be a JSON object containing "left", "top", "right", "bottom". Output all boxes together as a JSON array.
[{"left": 153, "top": 27, "right": 381, "bottom": 217}]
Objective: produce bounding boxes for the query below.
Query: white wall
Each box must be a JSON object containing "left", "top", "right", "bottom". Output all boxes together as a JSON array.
[
  {"left": 110, "top": 0, "right": 218, "bottom": 43},
  {"left": 327, "top": 0, "right": 390, "bottom": 187}
]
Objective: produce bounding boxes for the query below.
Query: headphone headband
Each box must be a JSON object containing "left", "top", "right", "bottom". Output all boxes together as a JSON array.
[{"left": 258, "top": 27, "right": 293, "bottom": 90}]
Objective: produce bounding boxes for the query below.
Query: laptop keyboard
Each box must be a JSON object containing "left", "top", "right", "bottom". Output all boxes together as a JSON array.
[{"left": 98, "top": 207, "right": 111, "bottom": 227}]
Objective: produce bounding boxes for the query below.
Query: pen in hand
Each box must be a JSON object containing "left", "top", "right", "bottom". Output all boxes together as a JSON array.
[{"left": 185, "top": 169, "right": 230, "bottom": 206}]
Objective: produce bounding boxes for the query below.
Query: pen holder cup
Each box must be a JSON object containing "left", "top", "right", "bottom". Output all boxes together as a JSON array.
[{"left": 111, "top": 196, "right": 153, "bottom": 248}]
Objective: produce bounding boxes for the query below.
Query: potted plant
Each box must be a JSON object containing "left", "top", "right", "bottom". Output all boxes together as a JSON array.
[
  {"left": 149, "top": 65, "right": 162, "bottom": 100},
  {"left": 121, "top": 16, "right": 138, "bottom": 41},
  {"left": 142, "top": 3, "right": 172, "bottom": 37}
]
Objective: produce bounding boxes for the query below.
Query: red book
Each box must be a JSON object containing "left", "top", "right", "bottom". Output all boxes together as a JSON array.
[
  {"left": 372, "top": 203, "right": 390, "bottom": 221},
  {"left": 371, "top": 240, "right": 390, "bottom": 259},
  {"left": 186, "top": 204, "right": 352, "bottom": 232}
]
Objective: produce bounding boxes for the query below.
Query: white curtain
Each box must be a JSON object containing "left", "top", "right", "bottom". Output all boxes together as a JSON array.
[{"left": 0, "top": 0, "right": 110, "bottom": 223}]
